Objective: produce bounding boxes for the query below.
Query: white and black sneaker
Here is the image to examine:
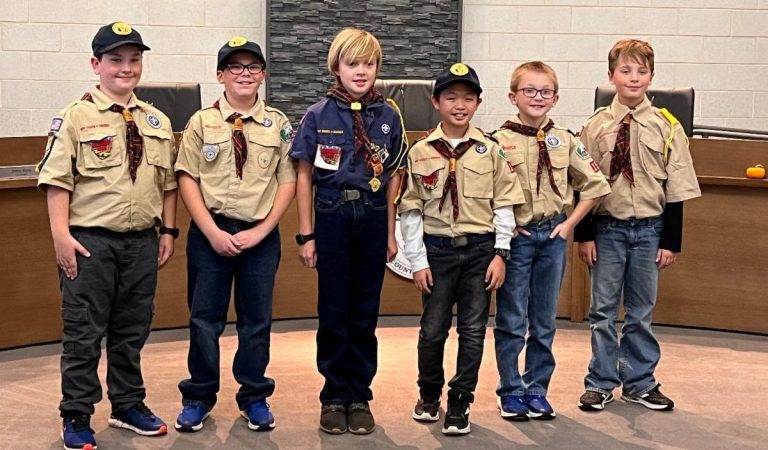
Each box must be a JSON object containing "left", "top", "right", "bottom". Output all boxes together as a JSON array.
[
  {"left": 442, "top": 398, "right": 470, "bottom": 435},
  {"left": 578, "top": 390, "right": 614, "bottom": 411},
  {"left": 413, "top": 392, "right": 441, "bottom": 422},
  {"left": 621, "top": 384, "right": 674, "bottom": 411}
]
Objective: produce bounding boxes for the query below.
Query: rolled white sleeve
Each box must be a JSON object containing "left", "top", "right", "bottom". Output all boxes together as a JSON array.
[
  {"left": 493, "top": 205, "right": 516, "bottom": 250},
  {"left": 400, "top": 209, "right": 430, "bottom": 272}
]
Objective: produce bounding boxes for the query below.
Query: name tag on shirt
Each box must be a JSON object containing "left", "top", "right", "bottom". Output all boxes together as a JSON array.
[{"left": 314, "top": 144, "right": 341, "bottom": 171}]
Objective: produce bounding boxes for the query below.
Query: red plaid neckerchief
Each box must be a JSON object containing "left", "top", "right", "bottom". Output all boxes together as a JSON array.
[
  {"left": 500, "top": 119, "right": 561, "bottom": 198},
  {"left": 81, "top": 92, "right": 143, "bottom": 183},
  {"left": 429, "top": 138, "right": 477, "bottom": 220},
  {"left": 213, "top": 100, "right": 248, "bottom": 179},
  {"left": 326, "top": 84, "right": 385, "bottom": 176},
  {"left": 609, "top": 114, "right": 633, "bottom": 184}
]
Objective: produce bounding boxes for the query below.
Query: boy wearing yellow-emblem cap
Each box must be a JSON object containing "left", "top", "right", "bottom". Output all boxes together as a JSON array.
[
  {"left": 174, "top": 37, "right": 296, "bottom": 433},
  {"left": 37, "top": 22, "right": 176, "bottom": 450},
  {"left": 399, "top": 62, "right": 525, "bottom": 436}
]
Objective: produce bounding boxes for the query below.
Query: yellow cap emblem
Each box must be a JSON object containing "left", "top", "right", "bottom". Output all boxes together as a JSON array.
[
  {"left": 228, "top": 36, "right": 247, "bottom": 47},
  {"left": 450, "top": 63, "right": 469, "bottom": 76},
  {"left": 112, "top": 22, "right": 132, "bottom": 36}
]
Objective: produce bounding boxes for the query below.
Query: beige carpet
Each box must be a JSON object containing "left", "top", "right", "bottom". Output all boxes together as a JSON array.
[{"left": 1, "top": 317, "right": 766, "bottom": 449}]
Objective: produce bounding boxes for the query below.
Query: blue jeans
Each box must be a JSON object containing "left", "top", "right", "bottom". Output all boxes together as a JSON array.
[
  {"left": 494, "top": 214, "right": 567, "bottom": 397},
  {"left": 418, "top": 236, "right": 494, "bottom": 402},
  {"left": 585, "top": 216, "right": 663, "bottom": 396},
  {"left": 178, "top": 216, "right": 280, "bottom": 410},
  {"left": 314, "top": 186, "right": 388, "bottom": 404}
]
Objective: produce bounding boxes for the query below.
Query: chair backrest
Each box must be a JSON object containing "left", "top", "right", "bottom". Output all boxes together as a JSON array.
[
  {"left": 374, "top": 79, "right": 439, "bottom": 132},
  {"left": 593, "top": 87, "right": 695, "bottom": 137},
  {"left": 134, "top": 83, "right": 202, "bottom": 132}
]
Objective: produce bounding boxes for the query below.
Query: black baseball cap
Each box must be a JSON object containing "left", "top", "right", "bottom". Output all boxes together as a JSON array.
[
  {"left": 433, "top": 63, "right": 483, "bottom": 98},
  {"left": 217, "top": 37, "right": 266, "bottom": 70},
  {"left": 92, "top": 22, "right": 150, "bottom": 57}
]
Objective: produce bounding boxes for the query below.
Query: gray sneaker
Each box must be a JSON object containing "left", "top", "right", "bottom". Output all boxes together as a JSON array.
[
  {"left": 319, "top": 404, "right": 347, "bottom": 434},
  {"left": 347, "top": 402, "right": 375, "bottom": 435},
  {"left": 621, "top": 384, "right": 675, "bottom": 411}
]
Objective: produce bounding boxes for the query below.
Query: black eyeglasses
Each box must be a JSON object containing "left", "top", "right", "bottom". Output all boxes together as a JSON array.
[
  {"left": 517, "top": 88, "right": 557, "bottom": 99},
  {"left": 226, "top": 63, "right": 265, "bottom": 75}
]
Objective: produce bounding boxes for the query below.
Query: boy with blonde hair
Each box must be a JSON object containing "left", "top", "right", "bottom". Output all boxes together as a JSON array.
[
  {"left": 492, "top": 61, "right": 610, "bottom": 420},
  {"left": 290, "top": 27, "right": 407, "bottom": 435},
  {"left": 575, "top": 39, "right": 701, "bottom": 412}
]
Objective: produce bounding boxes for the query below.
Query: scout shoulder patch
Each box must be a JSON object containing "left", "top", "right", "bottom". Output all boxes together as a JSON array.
[
  {"left": 280, "top": 123, "right": 293, "bottom": 143},
  {"left": 575, "top": 142, "right": 590, "bottom": 160},
  {"left": 49, "top": 116, "right": 64, "bottom": 133}
]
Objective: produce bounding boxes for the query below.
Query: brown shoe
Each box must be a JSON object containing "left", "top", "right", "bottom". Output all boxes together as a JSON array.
[
  {"left": 320, "top": 404, "right": 347, "bottom": 434},
  {"left": 347, "top": 402, "right": 375, "bottom": 434},
  {"left": 578, "top": 390, "right": 614, "bottom": 411}
]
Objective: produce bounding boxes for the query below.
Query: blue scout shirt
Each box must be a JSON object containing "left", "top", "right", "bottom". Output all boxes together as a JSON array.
[{"left": 289, "top": 97, "right": 407, "bottom": 190}]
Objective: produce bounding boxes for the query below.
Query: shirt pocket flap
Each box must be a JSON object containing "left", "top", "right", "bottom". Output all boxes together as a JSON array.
[
  {"left": 411, "top": 158, "right": 445, "bottom": 176},
  {"left": 462, "top": 156, "right": 493, "bottom": 176},
  {"left": 639, "top": 131, "right": 668, "bottom": 179},
  {"left": 248, "top": 131, "right": 280, "bottom": 148},
  {"left": 140, "top": 126, "right": 173, "bottom": 141},
  {"left": 203, "top": 130, "right": 231, "bottom": 145},
  {"left": 549, "top": 149, "right": 570, "bottom": 169}
]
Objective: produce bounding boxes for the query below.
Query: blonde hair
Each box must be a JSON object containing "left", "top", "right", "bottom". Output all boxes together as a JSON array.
[
  {"left": 509, "top": 61, "right": 559, "bottom": 92},
  {"left": 327, "top": 28, "right": 382, "bottom": 78},
  {"left": 608, "top": 39, "right": 655, "bottom": 74}
]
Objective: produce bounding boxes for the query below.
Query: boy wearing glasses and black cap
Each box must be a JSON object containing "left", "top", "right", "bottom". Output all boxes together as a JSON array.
[
  {"left": 399, "top": 63, "right": 524, "bottom": 435},
  {"left": 174, "top": 37, "right": 296, "bottom": 433},
  {"left": 491, "top": 61, "right": 610, "bottom": 422},
  {"left": 37, "top": 22, "right": 177, "bottom": 450}
]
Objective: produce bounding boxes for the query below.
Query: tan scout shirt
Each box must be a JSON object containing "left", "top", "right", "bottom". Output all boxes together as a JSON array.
[
  {"left": 37, "top": 88, "right": 177, "bottom": 232},
  {"left": 398, "top": 125, "right": 525, "bottom": 237},
  {"left": 175, "top": 95, "right": 296, "bottom": 222},
  {"left": 581, "top": 96, "right": 701, "bottom": 220},
  {"left": 494, "top": 116, "right": 611, "bottom": 226}
]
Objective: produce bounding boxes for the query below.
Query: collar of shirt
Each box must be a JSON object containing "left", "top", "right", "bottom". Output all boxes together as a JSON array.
[
  {"left": 609, "top": 95, "right": 652, "bottom": 128},
  {"left": 217, "top": 94, "right": 269, "bottom": 126},
  {"left": 90, "top": 86, "right": 138, "bottom": 111},
  {"left": 425, "top": 123, "right": 486, "bottom": 144},
  {"left": 508, "top": 113, "right": 552, "bottom": 129}
]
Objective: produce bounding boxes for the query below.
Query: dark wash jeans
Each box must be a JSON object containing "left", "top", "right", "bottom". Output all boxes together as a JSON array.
[{"left": 314, "top": 186, "right": 388, "bottom": 404}]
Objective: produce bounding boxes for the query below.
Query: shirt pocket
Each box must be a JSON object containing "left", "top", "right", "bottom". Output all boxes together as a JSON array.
[
  {"left": 247, "top": 131, "right": 280, "bottom": 174},
  {"left": 80, "top": 129, "right": 121, "bottom": 169},
  {"left": 638, "top": 132, "right": 668, "bottom": 181},
  {"left": 548, "top": 148, "right": 570, "bottom": 192},
  {"left": 411, "top": 159, "right": 445, "bottom": 200},
  {"left": 141, "top": 127, "right": 173, "bottom": 170},
  {"left": 462, "top": 156, "right": 494, "bottom": 199},
  {"left": 201, "top": 130, "right": 231, "bottom": 172}
]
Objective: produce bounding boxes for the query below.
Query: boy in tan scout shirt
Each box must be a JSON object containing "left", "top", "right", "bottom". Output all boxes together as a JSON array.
[
  {"left": 174, "top": 37, "right": 296, "bottom": 433},
  {"left": 399, "top": 63, "right": 525, "bottom": 436},
  {"left": 575, "top": 39, "right": 701, "bottom": 412},
  {"left": 492, "top": 61, "right": 610, "bottom": 421},
  {"left": 37, "top": 22, "right": 176, "bottom": 450}
]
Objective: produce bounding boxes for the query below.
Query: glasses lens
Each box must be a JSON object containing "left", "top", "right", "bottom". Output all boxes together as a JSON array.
[
  {"left": 246, "top": 64, "right": 264, "bottom": 74},
  {"left": 228, "top": 64, "right": 245, "bottom": 75},
  {"left": 541, "top": 89, "right": 555, "bottom": 99},
  {"left": 522, "top": 88, "right": 537, "bottom": 98}
]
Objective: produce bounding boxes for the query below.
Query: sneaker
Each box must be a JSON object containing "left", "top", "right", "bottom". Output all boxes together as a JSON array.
[
  {"left": 413, "top": 392, "right": 441, "bottom": 422},
  {"left": 61, "top": 415, "right": 97, "bottom": 450},
  {"left": 174, "top": 401, "right": 210, "bottom": 432},
  {"left": 347, "top": 402, "right": 375, "bottom": 435},
  {"left": 497, "top": 395, "right": 529, "bottom": 421},
  {"left": 621, "top": 384, "right": 675, "bottom": 411},
  {"left": 442, "top": 398, "right": 470, "bottom": 435},
  {"left": 578, "top": 390, "right": 614, "bottom": 411},
  {"left": 526, "top": 395, "right": 556, "bottom": 420},
  {"left": 108, "top": 402, "right": 168, "bottom": 436},
  {"left": 241, "top": 400, "right": 275, "bottom": 431},
  {"left": 319, "top": 403, "right": 347, "bottom": 434}
]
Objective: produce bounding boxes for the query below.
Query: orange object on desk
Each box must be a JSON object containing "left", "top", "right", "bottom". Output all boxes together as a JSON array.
[{"left": 746, "top": 164, "right": 766, "bottom": 179}]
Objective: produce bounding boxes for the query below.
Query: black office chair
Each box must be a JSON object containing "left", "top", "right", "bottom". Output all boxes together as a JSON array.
[
  {"left": 593, "top": 87, "right": 695, "bottom": 137},
  {"left": 374, "top": 79, "right": 440, "bottom": 132},
  {"left": 135, "top": 83, "right": 202, "bottom": 132}
]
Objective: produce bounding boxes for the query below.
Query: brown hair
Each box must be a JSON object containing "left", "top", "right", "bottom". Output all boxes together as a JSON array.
[
  {"left": 327, "top": 28, "right": 382, "bottom": 79},
  {"left": 608, "top": 39, "right": 655, "bottom": 74},
  {"left": 510, "top": 61, "right": 559, "bottom": 92}
]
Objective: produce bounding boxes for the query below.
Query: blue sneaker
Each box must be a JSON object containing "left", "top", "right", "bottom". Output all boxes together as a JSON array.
[
  {"left": 174, "top": 401, "right": 211, "bottom": 432},
  {"left": 526, "top": 395, "right": 556, "bottom": 420},
  {"left": 108, "top": 402, "right": 168, "bottom": 436},
  {"left": 498, "top": 395, "right": 530, "bottom": 421},
  {"left": 61, "top": 415, "right": 97, "bottom": 450},
  {"left": 241, "top": 400, "right": 275, "bottom": 431}
]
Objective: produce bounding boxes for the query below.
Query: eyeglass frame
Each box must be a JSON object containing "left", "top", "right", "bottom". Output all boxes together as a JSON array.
[
  {"left": 516, "top": 87, "right": 557, "bottom": 99},
  {"left": 224, "top": 63, "right": 265, "bottom": 75}
]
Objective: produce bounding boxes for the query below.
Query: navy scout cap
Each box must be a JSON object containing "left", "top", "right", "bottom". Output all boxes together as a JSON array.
[
  {"left": 433, "top": 63, "right": 483, "bottom": 97},
  {"left": 92, "top": 22, "right": 150, "bottom": 57},
  {"left": 217, "top": 37, "right": 267, "bottom": 69}
]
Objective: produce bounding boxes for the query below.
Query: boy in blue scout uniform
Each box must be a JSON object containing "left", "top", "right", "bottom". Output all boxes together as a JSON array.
[
  {"left": 399, "top": 63, "right": 525, "bottom": 436},
  {"left": 289, "top": 27, "right": 407, "bottom": 435},
  {"left": 36, "top": 22, "right": 177, "bottom": 450},
  {"left": 575, "top": 39, "right": 701, "bottom": 412},
  {"left": 491, "top": 61, "right": 610, "bottom": 421},
  {"left": 173, "top": 37, "right": 296, "bottom": 433}
]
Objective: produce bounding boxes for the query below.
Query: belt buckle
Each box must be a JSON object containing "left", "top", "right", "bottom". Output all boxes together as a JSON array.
[
  {"left": 451, "top": 236, "right": 468, "bottom": 248},
  {"left": 343, "top": 190, "right": 361, "bottom": 201}
]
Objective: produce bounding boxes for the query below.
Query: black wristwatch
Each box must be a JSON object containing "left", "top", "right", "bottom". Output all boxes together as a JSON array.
[
  {"left": 159, "top": 226, "right": 180, "bottom": 239},
  {"left": 494, "top": 248, "right": 510, "bottom": 261},
  {"left": 295, "top": 233, "right": 315, "bottom": 245}
]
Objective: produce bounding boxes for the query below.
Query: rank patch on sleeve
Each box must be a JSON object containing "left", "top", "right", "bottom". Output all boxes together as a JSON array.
[
  {"left": 50, "top": 116, "right": 63, "bottom": 133},
  {"left": 590, "top": 160, "right": 600, "bottom": 173}
]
